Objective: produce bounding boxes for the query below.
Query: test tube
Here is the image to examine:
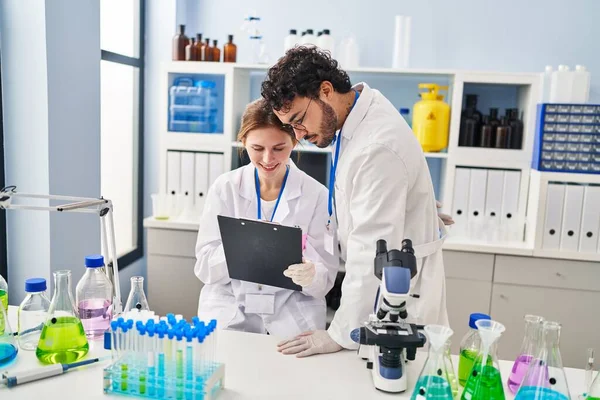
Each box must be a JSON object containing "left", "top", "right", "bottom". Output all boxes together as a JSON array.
[
  {"left": 176, "top": 330, "right": 184, "bottom": 399},
  {"left": 138, "top": 325, "right": 147, "bottom": 395},
  {"left": 120, "top": 324, "right": 129, "bottom": 391},
  {"left": 157, "top": 326, "right": 166, "bottom": 398},
  {"left": 185, "top": 331, "right": 194, "bottom": 398},
  {"left": 147, "top": 325, "right": 156, "bottom": 397}
]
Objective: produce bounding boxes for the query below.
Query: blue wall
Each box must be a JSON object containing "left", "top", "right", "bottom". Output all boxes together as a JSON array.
[{"left": 185, "top": 0, "right": 599, "bottom": 102}]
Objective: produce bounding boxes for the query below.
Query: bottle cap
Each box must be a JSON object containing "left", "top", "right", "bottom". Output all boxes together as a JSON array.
[
  {"left": 85, "top": 254, "right": 104, "bottom": 268},
  {"left": 25, "top": 278, "right": 47, "bottom": 292},
  {"left": 323, "top": 29, "right": 330, "bottom": 35},
  {"left": 228, "top": 34, "right": 234, "bottom": 41},
  {"left": 469, "top": 313, "right": 491, "bottom": 329},
  {"left": 399, "top": 108, "right": 410, "bottom": 115},
  {"left": 289, "top": 29, "right": 297, "bottom": 35},
  {"left": 306, "top": 29, "right": 314, "bottom": 34}
]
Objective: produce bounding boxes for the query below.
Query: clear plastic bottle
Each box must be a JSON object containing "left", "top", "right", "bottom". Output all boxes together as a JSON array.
[
  {"left": 284, "top": 29, "right": 298, "bottom": 52},
  {"left": 0, "top": 273, "right": 7, "bottom": 312},
  {"left": 458, "top": 312, "right": 491, "bottom": 386},
  {"left": 317, "top": 29, "right": 335, "bottom": 57},
  {"left": 76, "top": 255, "right": 114, "bottom": 339},
  {"left": 18, "top": 278, "right": 51, "bottom": 350}
]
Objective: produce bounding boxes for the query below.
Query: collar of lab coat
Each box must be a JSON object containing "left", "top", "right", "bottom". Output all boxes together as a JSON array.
[
  {"left": 238, "top": 160, "right": 302, "bottom": 223},
  {"left": 341, "top": 82, "right": 373, "bottom": 140}
]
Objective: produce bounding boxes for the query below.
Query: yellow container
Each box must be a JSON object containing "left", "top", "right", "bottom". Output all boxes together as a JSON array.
[{"left": 412, "top": 84, "right": 450, "bottom": 152}]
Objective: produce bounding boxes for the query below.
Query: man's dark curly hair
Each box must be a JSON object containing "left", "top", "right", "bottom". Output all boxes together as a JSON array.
[{"left": 261, "top": 46, "right": 353, "bottom": 112}]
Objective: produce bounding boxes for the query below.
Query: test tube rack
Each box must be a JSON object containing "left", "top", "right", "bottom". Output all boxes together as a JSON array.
[{"left": 103, "top": 315, "right": 224, "bottom": 399}]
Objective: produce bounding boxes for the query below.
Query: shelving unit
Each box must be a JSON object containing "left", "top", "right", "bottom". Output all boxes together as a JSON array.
[{"left": 152, "top": 61, "right": 600, "bottom": 262}]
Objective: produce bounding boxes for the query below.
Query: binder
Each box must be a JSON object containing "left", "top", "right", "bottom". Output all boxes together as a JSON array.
[
  {"left": 166, "top": 151, "right": 181, "bottom": 196},
  {"left": 180, "top": 152, "right": 195, "bottom": 198},
  {"left": 542, "top": 183, "right": 565, "bottom": 250},
  {"left": 559, "top": 184, "right": 584, "bottom": 252},
  {"left": 467, "top": 168, "right": 488, "bottom": 238},
  {"left": 208, "top": 153, "right": 224, "bottom": 186},
  {"left": 194, "top": 152, "right": 209, "bottom": 210},
  {"left": 484, "top": 169, "right": 505, "bottom": 230},
  {"left": 578, "top": 185, "right": 600, "bottom": 253},
  {"left": 500, "top": 170, "right": 521, "bottom": 240},
  {"left": 451, "top": 168, "right": 471, "bottom": 237}
]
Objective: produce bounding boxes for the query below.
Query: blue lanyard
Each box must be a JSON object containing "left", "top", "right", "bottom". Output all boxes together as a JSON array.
[
  {"left": 328, "top": 90, "right": 360, "bottom": 223},
  {"left": 255, "top": 165, "right": 290, "bottom": 222}
]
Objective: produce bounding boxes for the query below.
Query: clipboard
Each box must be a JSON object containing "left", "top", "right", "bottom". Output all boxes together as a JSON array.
[{"left": 217, "top": 215, "right": 303, "bottom": 291}]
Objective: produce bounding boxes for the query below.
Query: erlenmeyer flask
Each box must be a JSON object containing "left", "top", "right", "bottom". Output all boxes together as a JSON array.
[
  {"left": 460, "top": 319, "right": 506, "bottom": 400},
  {"left": 124, "top": 276, "right": 150, "bottom": 312},
  {"left": 586, "top": 367, "right": 600, "bottom": 399},
  {"left": 0, "top": 304, "right": 18, "bottom": 367},
  {"left": 515, "top": 321, "right": 570, "bottom": 400},
  {"left": 36, "top": 270, "right": 89, "bottom": 364},
  {"left": 508, "top": 315, "right": 544, "bottom": 394},
  {"left": 444, "top": 339, "right": 459, "bottom": 398},
  {"left": 411, "top": 325, "right": 454, "bottom": 400}
]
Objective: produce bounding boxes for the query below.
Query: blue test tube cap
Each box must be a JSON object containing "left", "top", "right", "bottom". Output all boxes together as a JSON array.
[
  {"left": 147, "top": 326, "right": 156, "bottom": 337},
  {"left": 122, "top": 325, "right": 129, "bottom": 333},
  {"left": 167, "top": 329, "right": 175, "bottom": 340},
  {"left": 139, "top": 326, "right": 146, "bottom": 335},
  {"left": 210, "top": 319, "right": 217, "bottom": 329},
  {"left": 117, "top": 317, "right": 125, "bottom": 326},
  {"left": 111, "top": 321, "right": 119, "bottom": 331},
  {"left": 185, "top": 331, "right": 194, "bottom": 342},
  {"left": 167, "top": 313, "right": 176, "bottom": 324},
  {"left": 175, "top": 331, "right": 184, "bottom": 341},
  {"left": 197, "top": 332, "right": 205, "bottom": 343},
  {"left": 192, "top": 316, "right": 200, "bottom": 326}
]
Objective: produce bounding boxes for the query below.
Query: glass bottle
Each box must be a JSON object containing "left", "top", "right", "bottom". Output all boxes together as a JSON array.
[
  {"left": 36, "top": 270, "right": 89, "bottom": 364},
  {"left": 0, "top": 273, "right": 7, "bottom": 313},
  {"left": 508, "top": 109, "right": 524, "bottom": 149},
  {"left": 185, "top": 38, "right": 197, "bottom": 61},
  {"left": 480, "top": 116, "right": 493, "bottom": 148},
  {"left": 224, "top": 34, "right": 237, "bottom": 62},
  {"left": 515, "top": 321, "right": 570, "bottom": 400},
  {"left": 212, "top": 39, "right": 220, "bottom": 62},
  {"left": 495, "top": 117, "right": 511, "bottom": 149},
  {"left": 201, "top": 38, "right": 213, "bottom": 61},
  {"left": 460, "top": 94, "right": 482, "bottom": 147},
  {"left": 124, "top": 276, "right": 150, "bottom": 313},
  {"left": 411, "top": 325, "right": 455, "bottom": 400},
  {"left": 18, "top": 278, "right": 51, "bottom": 350},
  {"left": 461, "top": 319, "right": 506, "bottom": 400},
  {"left": 507, "top": 315, "right": 544, "bottom": 394},
  {"left": 76, "top": 255, "right": 114, "bottom": 339},
  {"left": 458, "top": 313, "right": 491, "bottom": 386},
  {"left": 194, "top": 33, "right": 204, "bottom": 59},
  {"left": 0, "top": 304, "right": 18, "bottom": 367},
  {"left": 172, "top": 24, "right": 188, "bottom": 61},
  {"left": 488, "top": 108, "right": 501, "bottom": 147}
]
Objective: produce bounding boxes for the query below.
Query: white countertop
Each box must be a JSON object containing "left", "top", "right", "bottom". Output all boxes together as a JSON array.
[{"left": 1, "top": 306, "right": 588, "bottom": 399}]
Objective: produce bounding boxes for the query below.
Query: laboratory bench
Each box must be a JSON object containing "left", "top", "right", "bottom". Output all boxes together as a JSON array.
[
  {"left": 144, "top": 216, "right": 600, "bottom": 369},
  {"left": 1, "top": 306, "right": 589, "bottom": 399}
]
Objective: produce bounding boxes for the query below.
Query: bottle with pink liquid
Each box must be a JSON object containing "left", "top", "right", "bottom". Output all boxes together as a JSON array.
[
  {"left": 75, "top": 255, "right": 114, "bottom": 339},
  {"left": 507, "top": 314, "right": 544, "bottom": 393}
]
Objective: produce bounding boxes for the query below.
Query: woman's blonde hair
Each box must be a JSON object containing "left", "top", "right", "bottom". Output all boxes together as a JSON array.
[{"left": 237, "top": 99, "right": 297, "bottom": 146}]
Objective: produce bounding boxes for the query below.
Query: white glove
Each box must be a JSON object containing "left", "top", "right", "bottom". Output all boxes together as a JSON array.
[
  {"left": 283, "top": 259, "right": 316, "bottom": 287},
  {"left": 436, "top": 200, "right": 454, "bottom": 226},
  {"left": 277, "top": 330, "right": 343, "bottom": 358}
]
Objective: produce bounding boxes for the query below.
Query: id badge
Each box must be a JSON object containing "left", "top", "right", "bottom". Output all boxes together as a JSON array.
[
  {"left": 324, "top": 228, "right": 335, "bottom": 255},
  {"left": 245, "top": 293, "right": 275, "bottom": 314}
]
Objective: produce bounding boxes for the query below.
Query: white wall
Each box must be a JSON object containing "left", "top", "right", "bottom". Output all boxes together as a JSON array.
[{"left": 1, "top": 0, "right": 101, "bottom": 303}]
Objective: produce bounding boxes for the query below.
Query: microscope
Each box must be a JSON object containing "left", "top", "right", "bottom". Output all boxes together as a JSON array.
[{"left": 351, "top": 239, "right": 426, "bottom": 393}]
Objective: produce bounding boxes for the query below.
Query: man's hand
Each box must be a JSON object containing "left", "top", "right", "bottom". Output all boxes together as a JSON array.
[
  {"left": 436, "top": 200, "right": 454, "bottom": 226},
  {"left": 277, "top": 330, "right": 343, "bottom": 358}
]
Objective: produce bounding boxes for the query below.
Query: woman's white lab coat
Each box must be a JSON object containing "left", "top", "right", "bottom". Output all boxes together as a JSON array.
[
  {"left": 328, "top": 82, "right": 449, "bottom": 349},
  {"left": 194, "top": 162, "right": 338, "bottom": 338}
]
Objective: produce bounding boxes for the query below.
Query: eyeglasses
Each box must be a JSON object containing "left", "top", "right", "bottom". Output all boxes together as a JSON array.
[{"left": 283, "top": 98, "right": 313, "bottom": 133}]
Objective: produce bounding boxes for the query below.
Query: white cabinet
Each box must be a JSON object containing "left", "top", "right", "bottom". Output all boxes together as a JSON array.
[
  {"left": 147, "top": 226, "right": 203, "bottom": 320},
  {"left": 491, "top": 255, "right": 600, "bottom": 368}
]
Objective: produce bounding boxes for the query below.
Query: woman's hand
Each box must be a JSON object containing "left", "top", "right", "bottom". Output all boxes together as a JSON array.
[
  {"left": 436, "top": 200, "right": 454, "bottom": 226},
  {"left": 283, "top": 259, "right": 316, "bottom": 287}
]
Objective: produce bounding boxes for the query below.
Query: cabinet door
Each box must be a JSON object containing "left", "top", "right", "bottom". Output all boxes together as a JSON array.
[
  {"left": 491, "top": 283, "right": 600, "bottom": 368},
  {"left": 446, "top": 278, "right": 492, "bottom": 355},
  {"left": 148, "top": 254, "right": 204, "bottom": 320}
]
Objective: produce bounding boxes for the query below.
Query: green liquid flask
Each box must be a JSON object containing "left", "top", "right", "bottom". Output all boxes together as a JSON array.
[
  {"left": 36, "top": 270, "right": 89, "bottom": 364},
  {"left": 411, "top": 325, "right": 455, "bottom": 400},
  {"left": 460, "top": 319, "right": 506, "bottom": 400},
  {"left": 0, "top": 272, "right": 8, "bottom": 324}
]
